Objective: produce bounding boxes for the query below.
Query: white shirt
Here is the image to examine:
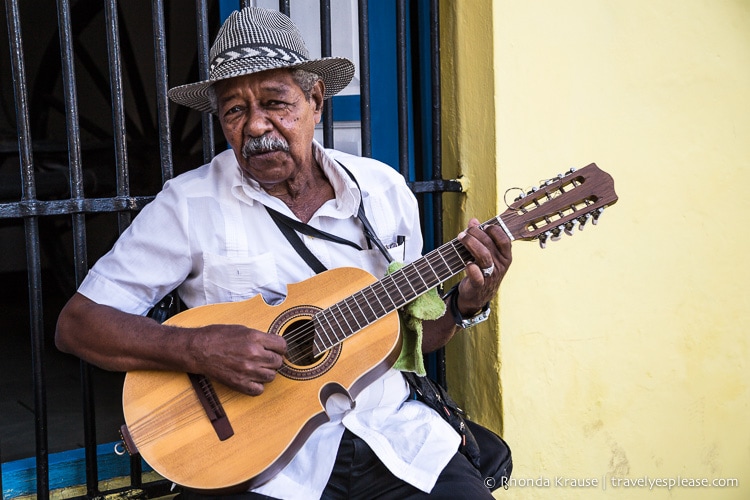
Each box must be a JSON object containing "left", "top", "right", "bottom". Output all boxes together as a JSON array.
[{"left": 79, "top": 141, "right": 459, "bottom": 499}]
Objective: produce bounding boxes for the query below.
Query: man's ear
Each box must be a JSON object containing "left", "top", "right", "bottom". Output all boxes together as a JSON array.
[{"left": 311, "top": 79, "right": 325, "bottom": 122}]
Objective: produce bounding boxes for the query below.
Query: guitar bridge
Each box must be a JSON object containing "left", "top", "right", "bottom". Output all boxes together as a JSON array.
[{"left": 188, "top": 373, "right": 235, "bottom": 441}]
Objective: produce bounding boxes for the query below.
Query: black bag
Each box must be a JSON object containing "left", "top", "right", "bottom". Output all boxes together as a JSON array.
[{"left": 402, "top": 372, "right": 513, "bottom": 490}]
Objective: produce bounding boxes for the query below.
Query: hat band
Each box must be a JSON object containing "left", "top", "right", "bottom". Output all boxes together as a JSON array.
[{"left": 210, "top": 43, "right": 308, "bottom": 74}]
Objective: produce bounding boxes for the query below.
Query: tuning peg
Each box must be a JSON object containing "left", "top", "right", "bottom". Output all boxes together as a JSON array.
[
  {"left": 538, "top": 231, "right": 550, "bottom": 249},
  {"left": 567, "top": 167, "right": 577, "bottom": 175},
  {"left": 564, "top": 221, "right": 576, "bottom": 236},
  {"left": 591, "top": 207, "right": 605, "bottom": 225},
  {"left": 551, "top": 226, "right": 563, "bottom": 241},
  {"left": 577, "top": 213, "right": 591, "bottom": 230}
]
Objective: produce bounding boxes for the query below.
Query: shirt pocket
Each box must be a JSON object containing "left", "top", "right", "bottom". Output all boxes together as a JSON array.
[
  {"left": 386, "top": 240, "right": 406, "bottom": 263},
  {"left": 203, "top": 252, "right": 279, "bottom": 304}
]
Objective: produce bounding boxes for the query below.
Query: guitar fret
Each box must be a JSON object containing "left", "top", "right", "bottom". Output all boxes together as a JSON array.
[
  {"left": 421, "top": 257, "right": 442, "bottom": 285},
  {"left": 358, "top": 289, "right": 379, "bottom": 321},
  {"left": 400, "top": 266, "right": 427, "bottom": 299},
  {"left": 434, "top": 248, "right": 453, "bottom": 277},
  {"left": 314, "top": 313, "right": 336, "bottom": 352},
  {"left": 364, "top": 284, "right": 388, "bottom": 317},
  {"left": 410, "top": 263, "right": 430, "bottom": 290},
  {"left": 337, "top": 301, "right": 357, "bottom": 333},
  {"left": 402, "top": 270, "right": 420, "bottom": 296},
  {"left": 450, "top": 240, "right": 472, "bottom": 266},
  {"left": 385, "top": 273, "right": 411, "bottom": 307},
  {"left": 332, "top": 303, "right": 355, "bottom": 338},
  {"left": 317, "top": 309, "right": 345, "bottom": 351},
  {"left": 350, "top": 294, "right": 371, "bottom": 325},
  {"left": 373, "top": 278, "right": 396, "bottom": 311},
  {"left": 343, "top": 297, "right": 367, "bottom": 329},
  {"left": 390, "top": 274, "right": 410, "bottom": 303},
  {"left": 422, "top": 257, "right": 442, "bottom": 285}
]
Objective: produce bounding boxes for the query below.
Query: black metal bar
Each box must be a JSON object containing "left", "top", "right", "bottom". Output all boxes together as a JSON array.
[
  {"left": 407, "top": 179, "right": 462, "bottom": 194},
  {"left": 357, "top": 0, "right": 371, "bottom": 157},
  {"left": 319, "top": 0, "right": 334, "bottom": 148},
  {"left": 56, "top": 0, "right": 99, "bottom": 495},
  {"left": 196, "top": 0, "right": 215, "bottom": 163},
  {"left": 0, "top": 196, "right": 156, "bottom": 219},
  {"left": 396, "top": 0, "right": 409, "bottom": 179},
  {"left": 152, "top": 0, "right": 175, "bottom": 185},
  {"left": 6, "top": 1, "right": 49, "bottom": 498},
  {"left": 24, "top": 218, "right": 48, "bottom": 500},
  {"left": 105, "top": 0, "right": 132, "bottom": 235},
  {"left": 278, "top": 0, "right": 290, "bottom": 16},
  {"left": 430, "top": 0, "right": 442, "bottom": 183},
  {"left": 429, "top": 0, "right": 447, "bottom": 388}
]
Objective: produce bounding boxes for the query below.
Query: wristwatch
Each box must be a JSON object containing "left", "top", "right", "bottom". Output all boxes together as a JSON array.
[{"left": 444, "top": 284, "right": 491, "bottom": 329}]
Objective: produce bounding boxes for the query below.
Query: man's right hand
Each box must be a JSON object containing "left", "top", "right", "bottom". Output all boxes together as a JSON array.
[{"left": 187, "top": 325, "right": 287, "bottom": 396}]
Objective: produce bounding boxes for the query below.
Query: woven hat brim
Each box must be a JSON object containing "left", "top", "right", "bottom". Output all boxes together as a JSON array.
[{"left": 168, "top": 56, "right": 355, "bottom": 114}]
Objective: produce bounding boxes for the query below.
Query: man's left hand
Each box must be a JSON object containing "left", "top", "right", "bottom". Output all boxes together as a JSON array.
[{"left": 455, "top": 218, "right": 513, "bottom": 316}]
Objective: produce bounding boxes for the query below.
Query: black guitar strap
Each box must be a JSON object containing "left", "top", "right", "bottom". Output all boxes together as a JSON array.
[{"left": 265, "top": 161, "right": 393, "bottom": 274}]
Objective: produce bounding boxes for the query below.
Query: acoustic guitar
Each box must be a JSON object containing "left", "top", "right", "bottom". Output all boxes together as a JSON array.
[{"left": 118, "top": 163, "right": 618, "bottom": 492}]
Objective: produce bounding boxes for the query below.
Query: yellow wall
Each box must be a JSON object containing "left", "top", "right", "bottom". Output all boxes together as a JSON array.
[{"left": 442, "top": 1, "right": 750, "bottom": 498}]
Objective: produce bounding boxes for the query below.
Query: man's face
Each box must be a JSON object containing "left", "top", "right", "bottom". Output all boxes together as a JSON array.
[{"left": 214, "top": 69, "right": 324, "bottom": 190}]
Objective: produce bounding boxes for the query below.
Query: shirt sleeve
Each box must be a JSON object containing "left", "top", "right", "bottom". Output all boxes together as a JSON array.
[{"left": 77, "top": 180, "right": 192, "bottom": 315}]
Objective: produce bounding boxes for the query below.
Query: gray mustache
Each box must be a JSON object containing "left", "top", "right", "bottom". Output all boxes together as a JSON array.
[{"left": 242, "top": 135, "right": 290, "bottom": 158}]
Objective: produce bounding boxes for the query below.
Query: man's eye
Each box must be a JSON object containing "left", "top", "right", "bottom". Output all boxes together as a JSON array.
[
  {"left": 223, "top": 105, "right": 243, "bottom": 117},
  {"left": 266, "top": 100, "right": 288, "bottom": 108}
]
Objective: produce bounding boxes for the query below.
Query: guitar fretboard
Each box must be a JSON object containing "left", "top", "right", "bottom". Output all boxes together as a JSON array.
[{"left": 312, "top": 216, "right": 504, "bottom": 355}]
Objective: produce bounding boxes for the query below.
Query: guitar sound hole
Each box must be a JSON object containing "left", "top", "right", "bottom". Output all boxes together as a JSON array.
[
  {"left": 283, "top": 319, "right": 318, "bottom": 367},
  {"left": 273, "top": 305, "right": 341, "bottom": 380}
]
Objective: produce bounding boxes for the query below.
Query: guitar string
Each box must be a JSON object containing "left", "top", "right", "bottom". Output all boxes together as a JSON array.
[
  {"left": 128, "top": 384, "right": 252, "bottom": 446},
  {"left": 134, "top": 401, "right": 229, "bottom": 446},
  {"left": 128, "top": 390, "right": 206, "bottom": 441}
]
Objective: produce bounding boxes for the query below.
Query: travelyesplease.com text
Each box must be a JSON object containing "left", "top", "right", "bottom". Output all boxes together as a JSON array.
[{"left": 498, "top": 475, "right": 739, "bottom": 491}]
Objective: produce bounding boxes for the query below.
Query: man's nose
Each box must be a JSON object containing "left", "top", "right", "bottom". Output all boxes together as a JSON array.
[{"left": 244, "top": 105, "right": 273, "bottom": 137}]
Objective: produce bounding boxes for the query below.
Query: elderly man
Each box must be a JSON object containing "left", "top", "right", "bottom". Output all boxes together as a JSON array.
[{"left": 56, "top": 7, "right": 511, "bottom": 500}]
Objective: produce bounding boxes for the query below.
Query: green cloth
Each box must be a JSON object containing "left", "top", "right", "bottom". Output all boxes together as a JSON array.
[{"left": 388, "top": 261, "right": 447, "bottom": 375}]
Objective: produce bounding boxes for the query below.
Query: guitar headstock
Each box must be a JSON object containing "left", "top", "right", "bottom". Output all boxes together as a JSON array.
[{"left": 496, "top": 163, "right": 618, "bottom": 248}]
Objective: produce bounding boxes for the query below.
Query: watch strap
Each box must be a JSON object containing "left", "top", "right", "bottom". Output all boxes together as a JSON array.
[{"left": 444, "top": 284, "right": 491, "bottom": 329}]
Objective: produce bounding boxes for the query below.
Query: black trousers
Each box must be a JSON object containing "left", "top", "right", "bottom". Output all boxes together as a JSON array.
[{"left": 177, "top": 422, "right": 510, "bottom": 500}]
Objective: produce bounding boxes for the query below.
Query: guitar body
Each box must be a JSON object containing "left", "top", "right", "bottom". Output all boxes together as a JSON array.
[{"left": 122, "top": 267, "right": 402, "bottom": 492}]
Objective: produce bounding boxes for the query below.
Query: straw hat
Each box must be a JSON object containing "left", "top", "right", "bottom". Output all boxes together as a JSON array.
[{"left": 168, "top": 7, "right": 355, "bottom": 113}]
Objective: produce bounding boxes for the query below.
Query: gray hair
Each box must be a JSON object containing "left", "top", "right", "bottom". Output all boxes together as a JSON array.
[{"left": 208, "top": 68, "right": 322, "bottom": 114}]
